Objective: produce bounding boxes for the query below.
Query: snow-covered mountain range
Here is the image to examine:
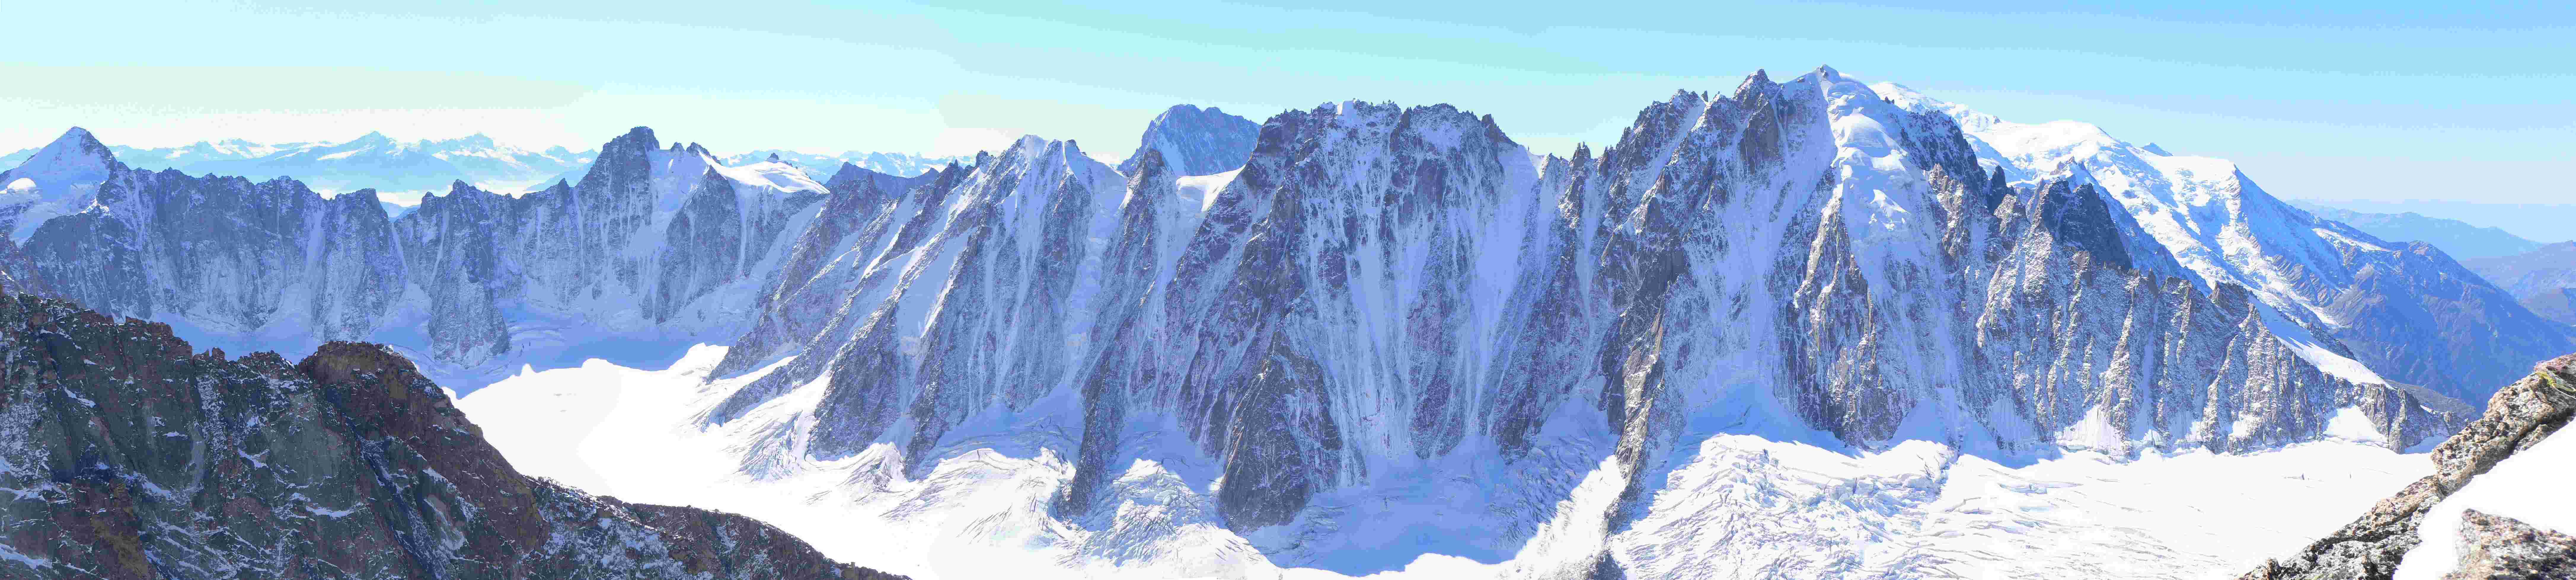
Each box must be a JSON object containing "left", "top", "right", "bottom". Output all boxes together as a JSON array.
[
  {"left": 721, "top": 150, "right": 966, "bottom": 182},
  {"left": 0, "top": 125, "right": 950, "bottom": 388},
  {"left": 1, "top": 132, "right": 596, "bottom": 200},
  {"left": 1, "top": 65, "right": 2567, "bottom": 579}
]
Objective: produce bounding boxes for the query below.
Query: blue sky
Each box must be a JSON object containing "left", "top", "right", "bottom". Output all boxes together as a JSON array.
[{"left": 2, "top": 1, "right": 2569, "bottom": 209}]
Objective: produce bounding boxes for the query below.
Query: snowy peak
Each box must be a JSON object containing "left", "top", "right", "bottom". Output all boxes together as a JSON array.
[
  {"left": 1116, "top": 103, "right": 1259, "bottom": 177},
  {"left": 34, "top": 127, "right": 114, "bottom": 165},
  {"left": 0, "top": 126, "right": 126, "bottom": 240},
  {"left": 1734, "top": 68, "right": 1775, "bottom": 100},
  {"left": 10, "top": 127, "right": 120, "bottom": 180},
  {"left": 607, "top": 126, "right": 661, "bottom": 156}
]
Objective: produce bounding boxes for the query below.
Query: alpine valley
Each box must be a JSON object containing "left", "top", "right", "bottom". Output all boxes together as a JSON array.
[{"left": 4, "top": 66, "right": 2570, "bottom": 580}]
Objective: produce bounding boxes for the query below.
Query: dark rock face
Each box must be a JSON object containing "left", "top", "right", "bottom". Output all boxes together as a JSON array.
[
  {"left": 1115, "top": 104, "right": 1261, "bottom": 177},
  {"left": 0, "top": 294, "right": 901, "bottom": 579},
  {"left": 2240, "top": 353, "right": 2576, "bottom": 580},
  {"left": 26, "top": 171, "right": 408, "bottom": 343},
  {"left": 2031, "top": 179, "right": 2134, "bottom": 268}
]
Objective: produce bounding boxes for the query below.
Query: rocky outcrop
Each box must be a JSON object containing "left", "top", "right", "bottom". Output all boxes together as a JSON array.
[
  {"left": 2443, "top": 509, "right": 2576, "bottom": 580},
  {"left": 0, "top": 293, "right": 901, "bottom": 579},
  {"left": 2240, "top": 353, "right": 2576, "bottom": 580}
]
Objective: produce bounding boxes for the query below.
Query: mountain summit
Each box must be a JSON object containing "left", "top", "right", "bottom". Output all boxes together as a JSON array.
[{"left": 1115, "top": 104, "right": 1259, "bottom": 176}]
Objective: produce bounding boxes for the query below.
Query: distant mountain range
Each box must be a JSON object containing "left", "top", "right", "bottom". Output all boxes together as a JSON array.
[
  {"left": 2465, "top": 241, "right": 2576, "bottom": 327},
  {"left": 2288, "top": 200, "right": 2545, "bottom": 259},
  {"left": 0, "top": 132, "right": 593, "bottom": 201},
  {"left": 1, "top": 134, "right": 980, "bottom": 212},
  {"left": 719, "top": 150, "right": 966, "bottom": 182},
  {"left": 2282, "top": 201, "right": 2576, "bottom": 328}
]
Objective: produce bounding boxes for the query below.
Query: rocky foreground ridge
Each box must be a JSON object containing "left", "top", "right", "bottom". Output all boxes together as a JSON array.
[
  {"left": 0, "top": 293, "right": 900, "bottom": 579},
  {"left": 2241, "top": 353, "right": 2576, "bottom": 579}
]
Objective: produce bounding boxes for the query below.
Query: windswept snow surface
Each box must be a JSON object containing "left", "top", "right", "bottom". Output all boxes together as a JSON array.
[{"left": 460, "top": 346, "right": 2429, "bottom": 580}]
